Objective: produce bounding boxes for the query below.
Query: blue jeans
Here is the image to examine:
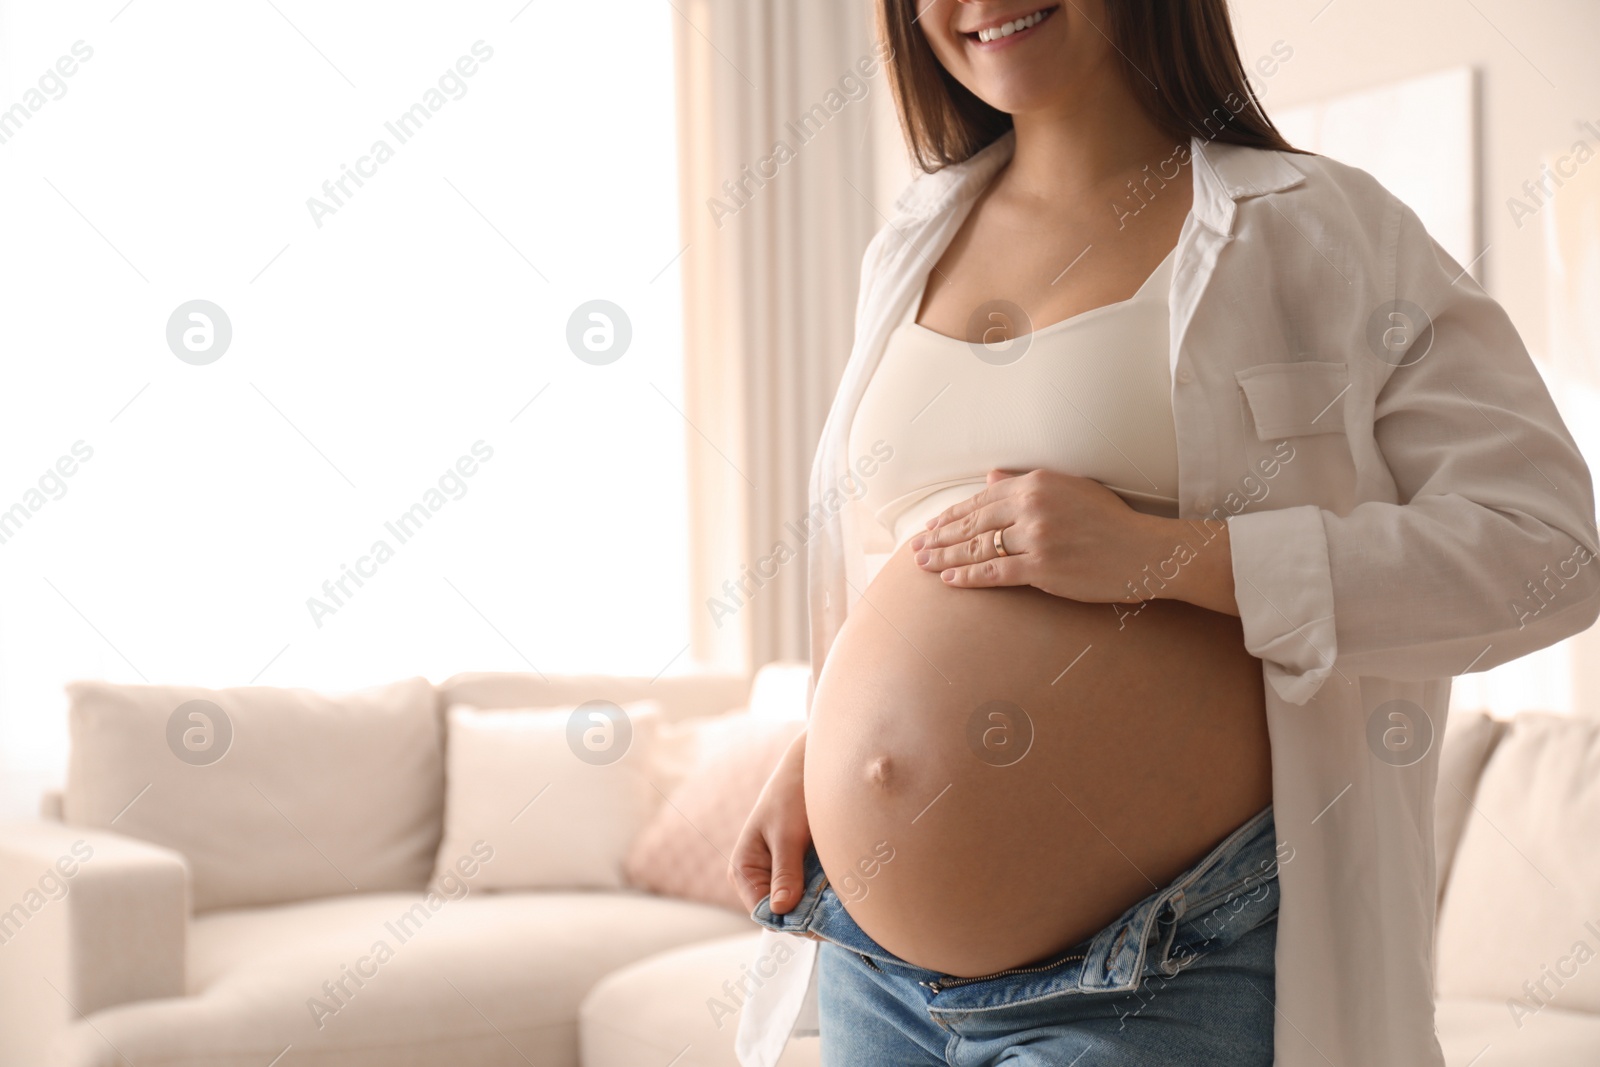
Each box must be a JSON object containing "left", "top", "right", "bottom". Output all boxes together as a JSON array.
[{"left": 752, "top": 804, "right": 1280, "bottom": 1066}]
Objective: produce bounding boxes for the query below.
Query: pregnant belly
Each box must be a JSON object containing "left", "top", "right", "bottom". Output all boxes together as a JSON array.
[{"left": 804, "top": 538, "right": 1272, "bottom": 978}]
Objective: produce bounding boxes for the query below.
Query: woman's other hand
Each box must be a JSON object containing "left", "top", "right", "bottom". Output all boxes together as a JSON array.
[{"left": 729, "top": 728, "right": 818, "bottom": 928}]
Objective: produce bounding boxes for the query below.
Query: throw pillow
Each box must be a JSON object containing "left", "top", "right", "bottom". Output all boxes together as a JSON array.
[
  {"left": 433, "top": 700, "right": 662, "bottom": 892},
  {"left": 623, "top": 714, "right": 803, "bottom": 912}
]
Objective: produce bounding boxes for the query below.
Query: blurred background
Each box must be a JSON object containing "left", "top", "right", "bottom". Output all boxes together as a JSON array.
[{"left": 1, "top": 0, "right": 1598, "bottom": 818}]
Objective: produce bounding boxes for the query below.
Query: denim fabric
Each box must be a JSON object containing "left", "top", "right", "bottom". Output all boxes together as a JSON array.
[{"left": 752, "top": 804, "right": 1281, "bottom": 1066}]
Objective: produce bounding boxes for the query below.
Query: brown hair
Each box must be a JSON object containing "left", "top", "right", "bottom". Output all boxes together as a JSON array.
[{"left": 877, "top": 0, "right": 1303, "bottom": 171}]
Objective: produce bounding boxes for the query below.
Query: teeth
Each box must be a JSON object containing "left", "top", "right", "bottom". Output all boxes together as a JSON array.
[{"left": 977, "top": 9, "right": 1046, "bottom": 43}]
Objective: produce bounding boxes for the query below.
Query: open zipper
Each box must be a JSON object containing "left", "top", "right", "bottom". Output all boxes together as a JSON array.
[{"left": 917, "top": 948, "right": 1088, "bottom": 994}]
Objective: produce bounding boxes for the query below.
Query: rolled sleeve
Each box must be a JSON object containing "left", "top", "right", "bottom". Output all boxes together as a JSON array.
[{"left": 1228, "top": 503, "right": 1337, "bottom": 704}]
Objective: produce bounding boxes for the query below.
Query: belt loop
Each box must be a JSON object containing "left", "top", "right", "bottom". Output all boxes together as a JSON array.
[{"left": 1151, "top": 889, "right": 1188, "bottom": 977}]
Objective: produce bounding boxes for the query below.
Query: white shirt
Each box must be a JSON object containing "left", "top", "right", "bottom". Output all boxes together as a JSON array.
[{"left": 736, "top": 129, "right": 1600, "bottom": 1067}]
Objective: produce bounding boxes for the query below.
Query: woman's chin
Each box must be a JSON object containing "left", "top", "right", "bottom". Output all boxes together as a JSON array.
[{"left": 966, "top": 80, "right": 1090, "bottom": 124}]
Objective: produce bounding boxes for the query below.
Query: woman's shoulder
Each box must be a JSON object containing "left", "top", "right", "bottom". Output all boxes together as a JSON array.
[
  {"left": 1276, "top": 146, "right": 1394, "bottom": 202},
  {"left": 1210, "top": 140, "right": 1406, "bottom": 232},
  {"left": 884, "top": 129, "right": 1018, "bottom": 222},
  {"left": 1262, "top": 144, "right": 1462, "bottom": 266},
  {"left": 853, "top": 134, "right": 1019, "bottom": 303},
  {"left": 1217, "top": 142, "right": 1499, "bottom": 374},
  {"left": 1217, "top": 141, "right": 1458, "bottom": 294}
]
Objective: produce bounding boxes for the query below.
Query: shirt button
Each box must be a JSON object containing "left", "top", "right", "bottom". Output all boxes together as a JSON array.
[{"left": 1176, "top": 366, "right": 1194, "bottom": 384}]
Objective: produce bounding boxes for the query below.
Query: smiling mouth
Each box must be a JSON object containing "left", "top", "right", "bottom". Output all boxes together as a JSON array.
[{"left": 964, "top": 5, "right": 1058, "bottom": 45}]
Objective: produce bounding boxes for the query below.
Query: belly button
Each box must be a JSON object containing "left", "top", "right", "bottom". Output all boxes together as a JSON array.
[{"left": 866, "top": 756, "right": 893, "bottom": 788}]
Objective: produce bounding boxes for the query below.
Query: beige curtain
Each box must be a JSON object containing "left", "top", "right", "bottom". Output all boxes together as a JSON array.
[{"left": 673, "top": 0, "right": 884, "bottom": 670}]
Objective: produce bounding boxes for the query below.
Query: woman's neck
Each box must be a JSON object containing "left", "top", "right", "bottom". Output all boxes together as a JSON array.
[{"left": 999, "top": 68, "right": 1182, "bottom": 208}]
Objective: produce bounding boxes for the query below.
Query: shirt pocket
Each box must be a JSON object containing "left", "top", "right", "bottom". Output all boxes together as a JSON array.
[{"left": 1233, "top": 361, "right": 1350, "bottom": 440}]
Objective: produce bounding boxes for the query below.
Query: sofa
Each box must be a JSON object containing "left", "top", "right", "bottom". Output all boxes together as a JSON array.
[
  {"left": 0, "top": 667, "right": 818, "bottom": 1067},
  {"left": 0, "top": 664, "right": 1595, "bottom": 1067}
]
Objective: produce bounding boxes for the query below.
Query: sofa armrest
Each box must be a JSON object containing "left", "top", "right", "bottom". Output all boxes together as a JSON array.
[{"left": 0, "top": 820, "right": 188, "bottom": 1067}]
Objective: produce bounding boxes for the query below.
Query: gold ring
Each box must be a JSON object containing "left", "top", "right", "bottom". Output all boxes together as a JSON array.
[{"left": 993, "top": 526, "right": 1008, "bottom": 557}]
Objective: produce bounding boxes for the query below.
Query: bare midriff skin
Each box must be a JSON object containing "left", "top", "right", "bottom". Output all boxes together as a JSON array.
[{"left": 804, "top": 535, "right": 1271, "bottom": 979}]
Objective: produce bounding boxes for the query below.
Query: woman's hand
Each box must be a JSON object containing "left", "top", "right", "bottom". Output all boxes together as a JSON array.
[
  {"left": 909, "top": 468, "right": 1239, "bottom": 614},
  {"left": 729, "top": 729, "right": 824, "bottom": 936}
]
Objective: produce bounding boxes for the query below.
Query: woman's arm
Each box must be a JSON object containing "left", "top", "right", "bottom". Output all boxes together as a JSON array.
[
  {"left": 1148, "top": 518, "right": 1238, "bottom": 617},
  {"left": 1225, "top": 202, "right": 1600, "bottom": 702}
]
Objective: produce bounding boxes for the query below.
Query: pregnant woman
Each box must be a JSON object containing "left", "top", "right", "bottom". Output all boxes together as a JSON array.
[{"left": 731, "top": 2, "right": 1600, "bottom": 1066}]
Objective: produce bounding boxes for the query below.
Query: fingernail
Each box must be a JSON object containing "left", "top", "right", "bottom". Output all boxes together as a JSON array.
[
  {"left": 925, "top": 518, "right": 938, "bottom": 529},
  {"left": 909, "top": 534, "right": 925, "bottom": 551},
  {"left": 942, "top": 570, "right": 955, "bottom": 582}
]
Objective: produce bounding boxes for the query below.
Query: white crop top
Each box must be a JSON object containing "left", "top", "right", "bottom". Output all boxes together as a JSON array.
[{"left": 848, "top": 246, "right": 1181, "bottom": 562}]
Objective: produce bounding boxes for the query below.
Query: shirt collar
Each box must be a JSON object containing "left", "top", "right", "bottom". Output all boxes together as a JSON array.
[
  {"left": 889, "top": 128, "right": 1308, "bottom": 237},
  {"left": 1190, "top": 135, "right": 1307, "bottom": 235}
]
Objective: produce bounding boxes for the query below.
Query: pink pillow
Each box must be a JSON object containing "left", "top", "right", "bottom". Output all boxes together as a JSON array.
[{"left": 624, "top": 715, "right": 803, "bottom": 912}]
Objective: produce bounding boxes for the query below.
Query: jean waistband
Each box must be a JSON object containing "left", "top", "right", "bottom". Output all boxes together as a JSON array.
[{"left": 751, "top": 803, "right": 1281, "bottom": 1013}]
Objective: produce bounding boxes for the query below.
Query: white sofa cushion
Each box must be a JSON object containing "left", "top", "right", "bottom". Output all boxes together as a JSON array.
[
  {"left": 1436, "top": 997, "right": 1600, "bottom": 1066},
  {"left": 1436, "top": 712, "right": 1600, "bottom": 1014},
  {"left": 63, "top": 677, "right": 442, "bottom": 912},
  {"left": 433, "top": 702, "right": 662, "bottom": 892},
  {"left": 1433, "top": 707, "right": 1506, "bottom": 910},
  {"left": 58, "top": 889, "right": 756, "bottom": 1067},
  {"left": 580, "top": 933, "right": 820, "bottom": 1067}
]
